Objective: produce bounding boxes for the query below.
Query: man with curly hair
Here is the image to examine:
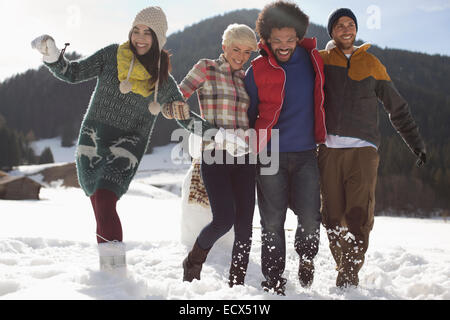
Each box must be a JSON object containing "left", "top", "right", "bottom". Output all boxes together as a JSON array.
[{"left": 244, "top": 1, "right": 326, "bottom": 295}]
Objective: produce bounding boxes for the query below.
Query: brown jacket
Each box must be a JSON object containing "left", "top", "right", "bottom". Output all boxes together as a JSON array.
[{"left": 319, "top": 42, "right": 425, "bottom": 153}]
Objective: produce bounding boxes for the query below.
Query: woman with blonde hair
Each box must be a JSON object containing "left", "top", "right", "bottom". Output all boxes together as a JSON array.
[{"left": 177, "top": 24, "right": 258, "bottom": 287}]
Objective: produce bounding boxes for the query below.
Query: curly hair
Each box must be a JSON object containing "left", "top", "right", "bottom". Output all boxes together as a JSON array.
[{"left": 256, "top": 1, "right": 309, "bottom": 42}]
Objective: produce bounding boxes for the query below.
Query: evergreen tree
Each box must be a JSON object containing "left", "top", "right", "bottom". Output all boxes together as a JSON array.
[
  {"left": 38, "top": 147, "right": 54, "bottom": 164},
  {"left": 0, "top": 126, "right": 20, "bottom": 168},
  {"left": 61, "top": 125, "right": 76, "bottom": 147}
]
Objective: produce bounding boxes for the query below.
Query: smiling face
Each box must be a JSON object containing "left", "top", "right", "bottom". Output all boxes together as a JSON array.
[
  {"left": 267, "top": 27, "right": 299, "bottom": 63},
  {"left": 331, "top": 16, "right": 357, "bottom": 54},
  {"left": 130, "top": 24, "right": 153, "bottom": 55},
  {"left": 222, "top": 42, "right": 253, "bottom": 71}
]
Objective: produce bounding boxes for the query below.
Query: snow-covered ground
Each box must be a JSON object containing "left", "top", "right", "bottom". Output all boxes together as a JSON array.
[{"left": 0, "top": 138, "right": 449, "bottom": 300}]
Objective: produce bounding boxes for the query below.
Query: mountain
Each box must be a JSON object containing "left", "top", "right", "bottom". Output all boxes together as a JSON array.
[{"left": 0, "top": 9, "right": 449, "bottom": 213}]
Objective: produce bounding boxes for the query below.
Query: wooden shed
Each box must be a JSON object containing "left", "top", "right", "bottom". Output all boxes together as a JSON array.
[
  {"left": 0, "top": 174, "right": 42, "bottom": 200},
  {"left": 38, "top": 162, "right": 79, "bottom": 188}
]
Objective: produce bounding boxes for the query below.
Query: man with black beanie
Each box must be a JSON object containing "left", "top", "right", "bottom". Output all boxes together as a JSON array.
[{"left": 318, "top": 8, "right": 426, "bottom": 289}]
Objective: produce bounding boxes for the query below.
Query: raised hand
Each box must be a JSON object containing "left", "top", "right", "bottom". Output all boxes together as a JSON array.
[{"left": 31, "top": 35, "right": 60, "bottom": 63}]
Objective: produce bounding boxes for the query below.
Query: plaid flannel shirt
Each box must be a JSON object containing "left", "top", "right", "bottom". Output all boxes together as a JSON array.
[{"left": 179, "top": 54, "right": 250, "bottom": 130}]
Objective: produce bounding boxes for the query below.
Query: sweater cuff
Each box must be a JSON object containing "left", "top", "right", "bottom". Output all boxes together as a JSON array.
[{"left": 44, "top": 55, "right": 69, "bottom": 76}]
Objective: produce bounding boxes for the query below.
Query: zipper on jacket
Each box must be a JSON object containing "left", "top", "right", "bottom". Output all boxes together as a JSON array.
[
  {"left": 311, "top": 48, "right": 327, "bottom": 141},
  {"left": 261, "top": 58, "right": 286, "bottom": 151},
  {"left": 267, "top": 58, "right": 286, "bottom": 122},
  {"left": 339, "top": 54, "right": 351, "bottom": 132}
]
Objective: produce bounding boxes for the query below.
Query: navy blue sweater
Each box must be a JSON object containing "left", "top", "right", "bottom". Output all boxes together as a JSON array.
[{"left": 245, "top": 46, "right": 316, "bottom": 152}]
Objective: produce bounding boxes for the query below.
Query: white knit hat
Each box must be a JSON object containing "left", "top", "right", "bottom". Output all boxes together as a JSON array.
[{"left": 132, "top": 6, "right": 168, "bottom": 49}]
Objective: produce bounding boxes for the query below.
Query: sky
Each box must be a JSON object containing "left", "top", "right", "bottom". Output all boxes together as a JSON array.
[{"left": 0, "top": 0, "right": 449, "bottom": 82}]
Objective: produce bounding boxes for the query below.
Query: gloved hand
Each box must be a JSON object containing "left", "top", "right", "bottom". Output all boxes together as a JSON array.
[
  {"left": 161, "top": 101, "right": 190, "bottom": 120},
  {"left": 31, "top": 35, "right": 60, "bottom": 63},
  {"left": 414, "top": 148, "right": 427, "bottom": 168},
  {"left": 214, "top": 128, "right": 249, "bottom": 157}
]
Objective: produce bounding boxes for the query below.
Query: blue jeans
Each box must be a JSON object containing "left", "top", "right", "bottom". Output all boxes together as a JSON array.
[{"left": 256, "top": 150, "right": 321, "bottom": 283}]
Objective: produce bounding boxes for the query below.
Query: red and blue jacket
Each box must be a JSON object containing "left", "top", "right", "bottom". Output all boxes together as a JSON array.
[{"left": 244, "top": 38, "right": 326, "bottom": 153}]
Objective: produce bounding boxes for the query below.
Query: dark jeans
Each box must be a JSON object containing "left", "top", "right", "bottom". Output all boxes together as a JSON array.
[
  {"left": 197, "top": 151, "right": 256, "bottom": 271},
  {"left": 257, "top": 150, "right": 321, "bottom": 283}
]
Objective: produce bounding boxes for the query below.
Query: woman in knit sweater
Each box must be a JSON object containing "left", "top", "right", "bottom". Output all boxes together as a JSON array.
[
  {"left": 31, "top": 7, "right": 191, "bottom": 274},
  {"left": 180, "top": 24, "right": 258, "bottom": 287}
]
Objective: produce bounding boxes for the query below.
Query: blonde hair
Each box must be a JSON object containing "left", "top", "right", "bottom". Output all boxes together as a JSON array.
[{"left": 222, "top": 24, "right": 258, "bottom": 51}]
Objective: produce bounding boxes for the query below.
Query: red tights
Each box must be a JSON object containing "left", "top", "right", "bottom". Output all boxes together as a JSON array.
[{"left": 90, "top": 189, "right": 123, "bottom": 244}]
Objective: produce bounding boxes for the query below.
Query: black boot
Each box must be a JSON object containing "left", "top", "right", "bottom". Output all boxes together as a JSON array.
[
  {"left": 228, "top": 264, "right": 247, "bottom": 287},
  {"left": 228, "top": 240, "right": 251, "bottom": 287},
  {"left": 183, "top": 240, "right": 210, "bottom": 282},
  {"left": 298, "top": 259, "right": 315, "bottom": 288},
  {"left": 261, "top": 277, "right": 287, "bottom": 296}
]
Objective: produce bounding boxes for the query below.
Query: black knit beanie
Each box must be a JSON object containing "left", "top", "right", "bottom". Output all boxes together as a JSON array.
[{"left": 327, "top": 8, "right": 358, "bottom": 38}]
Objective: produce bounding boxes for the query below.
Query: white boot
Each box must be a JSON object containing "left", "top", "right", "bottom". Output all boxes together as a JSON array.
[{"left": 98, "top": 241, "right": 127, "bottom": 277}]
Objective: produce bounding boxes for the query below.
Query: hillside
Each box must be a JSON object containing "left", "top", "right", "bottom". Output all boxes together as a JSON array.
[{"left": 0, "top": 9, "right": 449, "bottom": 212}]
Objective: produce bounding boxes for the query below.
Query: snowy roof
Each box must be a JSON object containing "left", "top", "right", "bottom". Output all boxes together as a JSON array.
[{"left": 0, "top": 174, "right": 42, "bottom": 186}]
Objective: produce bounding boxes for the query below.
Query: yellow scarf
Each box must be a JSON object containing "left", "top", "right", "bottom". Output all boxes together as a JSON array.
[{"left": 117, "top": 42, "right": 154, "bottom": 97}]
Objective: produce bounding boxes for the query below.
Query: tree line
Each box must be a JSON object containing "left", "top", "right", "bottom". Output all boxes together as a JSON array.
[
  {"left": 0, "top": 114, "right": 54, "bottom": 169},
  {"left": 0, "top": 9, "right": 448, "bottom": 213}
]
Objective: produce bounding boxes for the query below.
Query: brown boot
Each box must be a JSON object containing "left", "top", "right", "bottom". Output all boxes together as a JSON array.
[
  {"left": 336, "top": 253, "right": 363, "bottom": 289},
  {"left": 298, "top": 259, "right": 315, "bottom": 288},
  {"left": 327, "top": 229, "right": 343, "bottom": 271},
  {"left": 336, "top": 242, "right": 365, "bottom": 289},
  {"left": 336, "top": 268, "right": 359, "bottom": 288},
  {"left": 183, "top": 240, "right": 210, "bottom": 282}
]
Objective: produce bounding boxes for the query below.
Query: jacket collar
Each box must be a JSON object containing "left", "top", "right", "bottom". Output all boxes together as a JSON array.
[
  {"left": 325, "top": 40, "right": 371, "bottom": 58},
  {"left": 258, "top": 37, "right": 318, "bottom": 67},
  {"left": 299, "top": 37, "right": 317, "bottom": 50}
]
